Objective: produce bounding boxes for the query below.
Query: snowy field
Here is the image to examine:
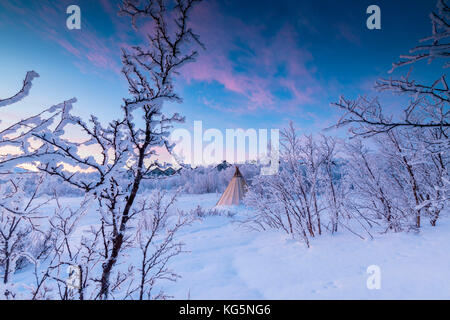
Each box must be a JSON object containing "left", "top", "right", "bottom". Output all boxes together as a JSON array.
[{"left": 13, "top": 193, "right": 449, "bottom": 300}]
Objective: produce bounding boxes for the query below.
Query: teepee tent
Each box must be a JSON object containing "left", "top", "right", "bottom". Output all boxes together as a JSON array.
[{"left": 216, "top": 166, "right": 247, "bottom": 206}]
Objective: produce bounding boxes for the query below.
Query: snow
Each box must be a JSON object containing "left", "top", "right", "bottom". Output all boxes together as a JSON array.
[
  {"left": 0, "top": 71, "right": 39, "bottom": 108},
  {"left": 164, "top": 194, "right": 450, "bottom": 300},
  {"left": 7, "top": 192, "right": 450, "bottom": 300}
]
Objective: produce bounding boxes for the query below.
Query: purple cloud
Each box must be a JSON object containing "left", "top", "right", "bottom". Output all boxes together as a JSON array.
[
  {"left": 181, "top": 1, "right": 323, "bottom": 113},
  {"left": 2, "top": 0, "right": 325, "bottom": 114},
  {"left": 3, "top": 1, "right": 125, "bottom": 75}
]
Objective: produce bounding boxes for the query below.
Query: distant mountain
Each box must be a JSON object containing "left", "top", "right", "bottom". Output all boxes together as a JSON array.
[
  {"left": 215, "top": 160, "right": 231, "bottom": 172},
  {"left": 148, "top": 166, "right": 180, "bottom": 177}
]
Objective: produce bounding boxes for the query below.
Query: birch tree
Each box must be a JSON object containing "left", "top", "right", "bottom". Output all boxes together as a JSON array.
[
  {"left": 27, "top": 0, "right": 202, "bottom": 299},
  {"left": 332, "top": 0, "right": 449, "bottom": 224}
]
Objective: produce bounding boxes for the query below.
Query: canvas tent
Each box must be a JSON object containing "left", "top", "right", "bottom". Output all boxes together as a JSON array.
[{"left": 216, "top": 166, "right": 247, "bottom": 206}]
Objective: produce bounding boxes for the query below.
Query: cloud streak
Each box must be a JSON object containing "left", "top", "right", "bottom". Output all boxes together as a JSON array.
[
  {"left": 181, "top": 1, "right": 323, "bottom": 114},
  {"left": 0, "top": 0, "right": 125, "bottom": 75}
]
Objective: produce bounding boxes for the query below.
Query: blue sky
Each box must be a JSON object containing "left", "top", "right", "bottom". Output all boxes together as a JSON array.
[{"left": 0, "top": 0, "right": 443, "bottom": 139}]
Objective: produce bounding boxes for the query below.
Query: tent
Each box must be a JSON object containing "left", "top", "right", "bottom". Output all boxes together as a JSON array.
[{"left": 216, "top": 166, "right": 247, "bottom": 206}]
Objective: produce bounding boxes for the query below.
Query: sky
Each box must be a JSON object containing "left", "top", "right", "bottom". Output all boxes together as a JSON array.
[{"left": 0, "top": 0, "right": 445, "bottom": 164}]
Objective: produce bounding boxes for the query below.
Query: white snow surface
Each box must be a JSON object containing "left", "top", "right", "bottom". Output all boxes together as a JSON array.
[{"left": 13, "top": 193, "right": 450, "bottom": 299}]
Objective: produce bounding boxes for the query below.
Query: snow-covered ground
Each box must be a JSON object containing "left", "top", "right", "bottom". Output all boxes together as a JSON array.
[
  {"left": 164, "top": 194, "right": 450, "bottom": 300},
  {"left": 13, "top": 193, "right": 450, "bottom": 299}
]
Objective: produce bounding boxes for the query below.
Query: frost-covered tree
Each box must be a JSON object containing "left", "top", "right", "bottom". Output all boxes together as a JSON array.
[
  {"left": 343, "top": 140, "right": 408, "bottom": 232},
  {"left": 244, "top": 123, "right": 347, "bottom": 247},
  {"left": 35, "top": 196, "right": 95, "bottom": 300},
  {"left": 320, "top": 136, "right": 346, "bottom": 233},
  {"left": 332, "top": 0, "right": 449, "bottom": 223},
  {"left": 0, "top": 177, "right": 53, "bottom": 299},
  {"left": 0, "top": 71, "right": 39, "bottom": 108},
  {"left": 342, "top": 127, "right": 448, "bottom": 232},
  {"left": 0, "top": 71, "right": 73, "bottom": 174},
  {"left": 127, "top": 189, "right": 190, "bottom": 300},
  {"left": 0, "top": 71, "right": 68, "bottom": 299},
  {"left": 24, "top": 0, "right": 203, "bottom": 300},
  {"left": 139, "top": 162, "right": 260, "bottom": 195},
  {"left": 333, "top": 0, "right": 449, "bottom": 138}
]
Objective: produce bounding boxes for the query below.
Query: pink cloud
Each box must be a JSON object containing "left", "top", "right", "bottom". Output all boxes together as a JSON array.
[
  {"left": 181, "top": 1, "right": 323, "bottom": 113},
  {"left": 9, "top": 1, "right": 125, "bottom": 75},
  {"left": 2, "top": 0, "right": 324, "bottom": 114}
]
